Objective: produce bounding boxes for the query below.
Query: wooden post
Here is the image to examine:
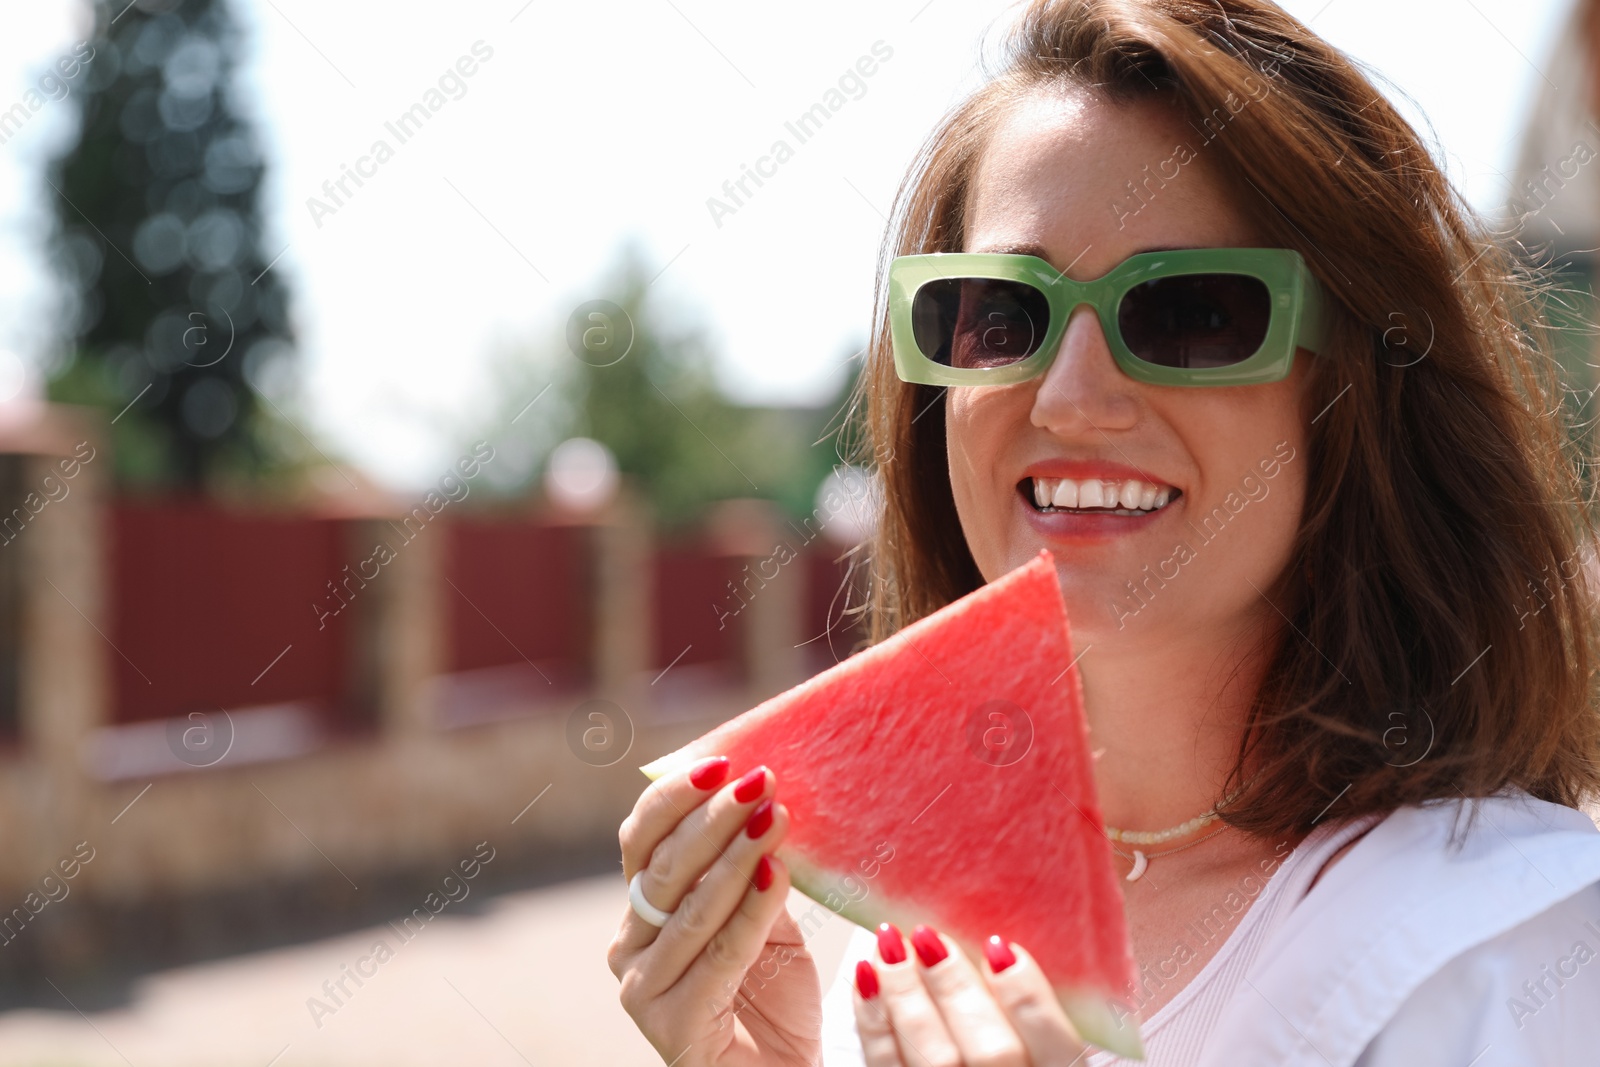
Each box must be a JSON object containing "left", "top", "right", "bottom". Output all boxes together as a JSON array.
[
  {"left": 9, "top": 407, "right": 109, "bottom": 775},
  {"left": 707, "top": 498, "right": 806, "bottom": 698},
  {"left": 369, "top": 514, "right": 445, "bottom": 738},
  {"left": 591, "top": 484, "right": 651, "bottom": 706}
]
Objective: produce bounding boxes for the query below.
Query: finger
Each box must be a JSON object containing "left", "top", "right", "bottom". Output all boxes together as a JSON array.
[
  {"left": 912, "top": 925, "right": 1026, "bottom": 1067},
  {"left": 981, "top": 940, "right": 1089, "bottom": 1067},
  {"left": 871, "top": 923, "right": 961, "bottom": 1067},
  {"left": 674, "top": 853, "right": 794, "bottom": 1010},
  {"left": 609, "top": 896, "right": 668, "bottom": 975},
  {"left": 612, "top": 774, "right": 775, "bottom": 960},
  {"left": 644, "top": 800, "right": 791, "bottom": 989},
  {"left": 619, "top": 755, "right": 738, "bottom": 879},
  {"left": 637, "top": 767, "right": 774, "bottom": 915},
  {"left": 852, "top": 961, "right": 905, "bottom": 1067}
]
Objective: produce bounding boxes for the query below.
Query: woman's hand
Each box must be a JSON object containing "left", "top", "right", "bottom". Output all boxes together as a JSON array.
[
  {"left": 608, "top": 757, "right": 821, "bottom": 1067},
  {"left": 854, "top": 924, "right": 1087, "bottom": 1067}
]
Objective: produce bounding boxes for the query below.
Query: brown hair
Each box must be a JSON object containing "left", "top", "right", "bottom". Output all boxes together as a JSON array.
[{"left": 837, "top": 0, "right": 1600, "bottom": 834}]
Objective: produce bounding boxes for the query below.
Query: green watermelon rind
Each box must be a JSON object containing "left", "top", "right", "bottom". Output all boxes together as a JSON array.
[{"left": 638, "top": 762, "right": 1147, "bottom": 1061}]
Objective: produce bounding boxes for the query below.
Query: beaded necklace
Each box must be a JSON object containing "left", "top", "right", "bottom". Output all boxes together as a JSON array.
[{"left": 1104, "top": 783, "right": 1246, "bottom": 882}]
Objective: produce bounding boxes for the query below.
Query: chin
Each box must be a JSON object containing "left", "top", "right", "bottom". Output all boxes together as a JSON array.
[
  {"left": 1067, "top": 589, "right": 1134, "bottom": 635},
  {"left": 1004, "top": 542, "right": 1155, "bottom": 636}
]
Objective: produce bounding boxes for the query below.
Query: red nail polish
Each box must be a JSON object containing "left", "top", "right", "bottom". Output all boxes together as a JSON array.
[
  {"left": 911, "top": 925, "right": 948, "bottom": 967},
  {"left": 984, "top": 935, "right": 1017, "bottom": 974},
  {"left": 732, "top": 767, "right": 767, "bottom": 803},
  {"left": 745, "top": 799, "right": 774, "bottom": 839},
  {"left": 855, "top": 959, "right": 880, "bottom": 999},
  {"left": 876, "top": 922, "right": 906, "bottom": 964},
  {"left": 689, "top": 756, "right": 730, "bottom": 790},
  {"left": 753, "top": 854, "right": 774, "bottom": 892}
]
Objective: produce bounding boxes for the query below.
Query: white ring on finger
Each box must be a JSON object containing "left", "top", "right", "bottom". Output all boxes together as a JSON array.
[{"left": 628, "top": 869, "right": 675, "bottom": 927}]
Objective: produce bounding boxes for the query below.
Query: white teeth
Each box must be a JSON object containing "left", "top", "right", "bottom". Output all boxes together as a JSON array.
[{"left": 1029, "top": 476, "right": 1177, "bottom": 513}]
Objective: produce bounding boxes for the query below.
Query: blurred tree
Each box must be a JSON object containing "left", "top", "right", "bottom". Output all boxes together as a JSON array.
[
  {"left": 45, "top": 0, "right": 297, "bottom": 491},
  {"left": 470, "top": 246, "right": 862, "bottom": 532}
]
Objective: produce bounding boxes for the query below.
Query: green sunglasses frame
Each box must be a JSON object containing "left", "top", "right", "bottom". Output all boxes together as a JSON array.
[{"left": 888, "top": 246, "right": 1331, "bottom": 387}]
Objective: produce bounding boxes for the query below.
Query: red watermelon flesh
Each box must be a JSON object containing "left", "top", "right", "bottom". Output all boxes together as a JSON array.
[{"left": 640, "top": 549, "right": 1143, "bottom": 1058}]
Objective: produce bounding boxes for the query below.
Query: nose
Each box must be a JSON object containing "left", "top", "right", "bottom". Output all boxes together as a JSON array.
[{"left": 1028, "top": 303, "right": 1140, "bottom": 436}]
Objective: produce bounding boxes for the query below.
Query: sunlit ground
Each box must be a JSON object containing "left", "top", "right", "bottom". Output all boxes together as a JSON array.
[{"left": 0, "top": 875, "right": 858, "bottom": 1067}]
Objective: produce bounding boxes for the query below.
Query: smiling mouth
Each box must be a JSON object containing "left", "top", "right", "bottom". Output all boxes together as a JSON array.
[{"left": 1019, "top": 476, "right": 1183, "bottom": 516}]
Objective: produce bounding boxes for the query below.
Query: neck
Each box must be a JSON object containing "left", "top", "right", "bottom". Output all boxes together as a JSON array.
[{"left": 1079, "top": 612, "right": 1276, "bottom": 835}]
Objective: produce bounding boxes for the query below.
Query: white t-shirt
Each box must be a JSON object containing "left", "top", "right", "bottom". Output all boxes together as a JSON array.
[{"left": 818, "top": 790, "right": 1600, "bottom": 1066}]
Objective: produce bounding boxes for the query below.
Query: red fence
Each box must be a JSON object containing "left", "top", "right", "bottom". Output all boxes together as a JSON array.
[
  {"left": 442, "top": 518, "right": 591, "bottom": 686},
  {"left": 651, "top": 544, "right": 745, "bottom": 682},
  {"left": 107, "top": 502, "right": 352, "bottom": 725},
  {"left": 103, "top": 503, "right": 861, "bottom": 730},
  {"left": 803, "top": 548, "right": 868, "bottom": 674}
]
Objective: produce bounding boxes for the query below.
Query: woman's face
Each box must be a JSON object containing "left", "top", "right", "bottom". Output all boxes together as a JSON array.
[{"left": 947, "top": 86, "right": 1312, "bottom": 650}]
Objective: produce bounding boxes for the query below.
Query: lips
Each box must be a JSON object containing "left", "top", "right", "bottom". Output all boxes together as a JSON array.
[
  {"left": 1027, "top": 475, "right": 1176, "bottom": 513},
  {"left": 1013, "top": 459, "right": 1182, "bottom": 543},
  {"left": 1017, "top": 460, "right": 1181, "bottom": 516}
]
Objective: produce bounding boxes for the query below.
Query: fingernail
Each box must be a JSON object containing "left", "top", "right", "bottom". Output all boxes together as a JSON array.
[
  {"left": 753, "top": 854, "right": 774, "bottom": 892},
  {"left": 911, "top": 924, "right": 948, "bottom": 967},
  {"left": 855, "top": 959, "right": 880, "bottom": 999},
  {"left": 745, "top": 799, "right": 774, "bottom": 839},
  {"left": 732, "top": 767, "right": 767, "bottom": 803},
  {"left": 984, "top": 935, "right": 1017, "bottom": 974},
  {"left": 689, "top": 756, "right": 730, "bottom": 790},
  {"left": 876, "top": 922, "right": 906, "bottom": 965}
]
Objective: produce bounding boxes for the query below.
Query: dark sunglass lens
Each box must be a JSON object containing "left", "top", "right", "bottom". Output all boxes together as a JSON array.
[
  {"left": 1117, "top": 274, "right": 1271, "bottom": 369},
  {"left": 911, "top": 278, "right": 1050, "bottom": 369}
]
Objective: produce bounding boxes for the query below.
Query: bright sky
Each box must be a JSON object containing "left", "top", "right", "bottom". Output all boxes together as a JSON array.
[{"left": 0, "top": 0, "right": 1578, "bottom": 489}]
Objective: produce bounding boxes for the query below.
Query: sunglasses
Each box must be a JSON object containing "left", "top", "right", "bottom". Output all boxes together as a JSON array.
[{"left": 888, "top": 247, "right": 1330, "bottom": 388}]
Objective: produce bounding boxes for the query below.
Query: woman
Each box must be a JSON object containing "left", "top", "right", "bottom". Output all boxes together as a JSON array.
[{"left": 608, "top": 0, "right": 1600, "bottom": 1063}]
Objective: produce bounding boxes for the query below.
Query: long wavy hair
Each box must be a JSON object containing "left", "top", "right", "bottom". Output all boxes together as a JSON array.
[{"left": 834, "top": 0, "right": 1600, "bottom": 834}]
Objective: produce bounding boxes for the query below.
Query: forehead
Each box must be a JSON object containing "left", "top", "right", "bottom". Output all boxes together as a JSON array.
[{"left": 963, "top": 85, "right": 1261, "bottom": 273}]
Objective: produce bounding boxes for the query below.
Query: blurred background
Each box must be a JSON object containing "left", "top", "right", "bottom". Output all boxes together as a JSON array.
[{"left": 0, "top": 0, "right": 1591, "bottom": 1063}]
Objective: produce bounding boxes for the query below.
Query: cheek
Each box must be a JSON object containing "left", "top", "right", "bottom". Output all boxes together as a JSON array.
[
  {"left": 1253, "top": 462, "right": 1305, "bottom": 552},
  {"left": 1168, "top": 392, "right": 1307, "bottom": 591},
  {"left": 1235, "top": 461, "right": 1307, "bottom": 596},
  {"left": 944, "top": 400, "right": 983, "bottom": 519},
  {"left": 942, "top": 391, "right": 1016, "bottom": 577}
]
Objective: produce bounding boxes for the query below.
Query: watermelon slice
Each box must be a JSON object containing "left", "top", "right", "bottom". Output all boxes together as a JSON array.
[{"left": 641, "top": 549, "right": 1143, "bottom": 1058}]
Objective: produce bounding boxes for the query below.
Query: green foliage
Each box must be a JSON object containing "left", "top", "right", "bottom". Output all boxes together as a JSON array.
[
  {"left": 472, "top": 247, "right": 861, "bottom": 532},
  {"left": 45, "top": 0, "right": 298, "bottom": 491}
]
